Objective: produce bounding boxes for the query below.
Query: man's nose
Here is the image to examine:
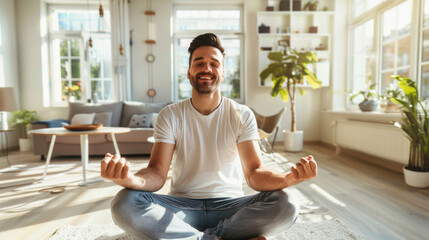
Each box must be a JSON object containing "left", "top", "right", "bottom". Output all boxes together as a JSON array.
[{"left": 201, "top": 63, "right": 211, "bottom": 71}]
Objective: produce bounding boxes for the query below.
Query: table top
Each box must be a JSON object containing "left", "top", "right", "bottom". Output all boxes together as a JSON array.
[
  {"left": 0, "top": 128, "right": 15, "bottom": 132},
  {"left": 28, "top": 127, "right": 131, "bottom": 136}
]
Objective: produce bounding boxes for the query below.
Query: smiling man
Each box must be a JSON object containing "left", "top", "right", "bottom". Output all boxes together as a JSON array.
[{"left": 101, "top": 33, "right": 317, "bottom": 240}]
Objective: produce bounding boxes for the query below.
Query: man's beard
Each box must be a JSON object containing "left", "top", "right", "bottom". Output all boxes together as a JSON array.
[{"left": 190, "top": 73, "right": 220, "bottom": 94}]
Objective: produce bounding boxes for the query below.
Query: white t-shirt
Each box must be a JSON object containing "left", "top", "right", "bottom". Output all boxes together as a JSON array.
[{"left": 153, "top": 97, "right": 259, "bottom": 199}]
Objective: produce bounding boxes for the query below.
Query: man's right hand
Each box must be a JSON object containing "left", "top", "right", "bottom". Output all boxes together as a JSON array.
[{"left": 101, "top": 153, "right": 134, "bottom": 185}]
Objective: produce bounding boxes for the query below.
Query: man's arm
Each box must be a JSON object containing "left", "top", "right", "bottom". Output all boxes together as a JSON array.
[
  {"left": 237, "top": 140, "right": 317, "bottom": 191},
  {"left": 101, "top": 142, "right": 175, "bottom": 191}
]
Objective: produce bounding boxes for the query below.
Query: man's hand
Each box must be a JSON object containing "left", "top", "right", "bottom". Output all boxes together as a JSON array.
[
  {"left": 286, "top": 155, "right": 317, "bottom": 186},
  {"left": 101, "top": 153, "right": 134, "bottom": 185}
]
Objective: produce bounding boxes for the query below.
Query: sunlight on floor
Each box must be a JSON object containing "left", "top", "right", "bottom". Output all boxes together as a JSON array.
[{"left": 309, "top": 183, "right": 346, "bottom": 207}]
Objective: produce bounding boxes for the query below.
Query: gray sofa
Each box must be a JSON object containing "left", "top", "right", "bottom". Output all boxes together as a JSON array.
[{"left": 31, "top": 101, "right": 169, "bottom": 159}]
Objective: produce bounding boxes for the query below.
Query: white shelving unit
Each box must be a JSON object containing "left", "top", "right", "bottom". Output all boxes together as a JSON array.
[{"left": 257, "top": 0, "right": 335, "bottom": 87}]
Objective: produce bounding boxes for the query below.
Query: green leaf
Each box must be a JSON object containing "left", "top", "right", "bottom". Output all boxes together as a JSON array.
[
  {"left": 298, "top": 87, "right": 305, "bottom": 95},
  {"left": 267, "top": 52, "right": 283, "bottom": 62},
  {"left": 279, "top": 88, "right": 289, "bottom": 101}
]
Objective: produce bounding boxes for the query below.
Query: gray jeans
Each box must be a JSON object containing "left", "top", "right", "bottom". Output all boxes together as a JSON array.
[{"left": 111, "top": 189, "right": 299, "bottom": 240}]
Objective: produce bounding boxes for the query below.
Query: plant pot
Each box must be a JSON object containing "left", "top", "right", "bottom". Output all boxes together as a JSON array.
[
  {"left": 358, "top": 100, "right": 378, "bottom": 112},
  {"left": 380, "top": 101, "right": 401, "bottom": 113},
  {"left": 403, "top": 167, "right": 429, "bottom": 188},
  {"left": 283, "top": 130, "right": 303, "bottom": 152},
  {"left": 19, "top": 138, "right": 33, "bottom": 151}
]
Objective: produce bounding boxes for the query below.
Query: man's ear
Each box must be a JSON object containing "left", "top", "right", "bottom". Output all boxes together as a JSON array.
[{"left": 187, "top": 68, "right": 190, "bottom": 79}]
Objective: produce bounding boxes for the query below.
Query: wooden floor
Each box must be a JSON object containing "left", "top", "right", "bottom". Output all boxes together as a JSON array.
[{"left": 0, "top": 144, "right": 428, "bottom": 240}]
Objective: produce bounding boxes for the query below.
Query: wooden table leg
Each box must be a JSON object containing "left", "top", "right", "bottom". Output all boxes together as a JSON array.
[
  {"left": 111, "top": 133, "right": 120, "bottom": 155},
  {"left": 79, "top": 134, "right": 102, "bottom": 186},
  {"left": 42, "top": 135, "right": 56, "bottom": 179}
]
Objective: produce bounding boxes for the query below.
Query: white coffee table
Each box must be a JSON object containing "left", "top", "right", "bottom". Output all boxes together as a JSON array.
[{"left": 28, "top": 127, "right": 130, "bottom": 185}]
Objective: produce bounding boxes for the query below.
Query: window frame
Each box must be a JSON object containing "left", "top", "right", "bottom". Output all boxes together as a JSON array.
[
  {"left": 348, "top": 0, "right": 426, "bottom": 109},
  {"left": 47, "top": 4, "right": 112, "bottom": 107},
  {"left": 172, "top": 3, "right": 245, "bottom": 103}
]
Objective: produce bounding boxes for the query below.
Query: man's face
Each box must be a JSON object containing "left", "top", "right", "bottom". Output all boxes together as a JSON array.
[{"left": 187, "top": 46, "right": 224, "bottom": 94}]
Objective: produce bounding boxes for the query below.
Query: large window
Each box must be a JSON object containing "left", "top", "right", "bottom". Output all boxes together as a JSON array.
[
  {"left": 380, "top": 0, "right": 411, "bottom": 91},
  {"left": 48, "top": 5, "right": 112, "bottom": 106},
  {"left": 173, "top": 5, "right": 244, "bottom": 102},
  {"left": 348, "top": 0, "right": 427, "bottom": 107},
  {"left": 421, "top": 0, "right": 429, "bottom": 98}
]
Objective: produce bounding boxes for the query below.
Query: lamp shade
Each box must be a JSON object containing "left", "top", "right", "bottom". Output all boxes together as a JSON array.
[{"left": 0, "top": 87, "right": 18, "bottom": 112}]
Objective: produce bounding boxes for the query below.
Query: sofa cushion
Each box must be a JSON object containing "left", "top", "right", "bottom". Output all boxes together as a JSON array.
[
  {"left": 68, "top": 102, "right": 123, "bottom": 127},
  {"left": 70, "top": 113, "right": 96, "bottom": 125},
  {"left": 93, "top": 112, "right": 112, "bottom": 126},
  {"left": 128, "top": 114, "right": 153, "bottom": 128},
  {"left": 120, "top": 101, "right": 169, "bottom": 127}
]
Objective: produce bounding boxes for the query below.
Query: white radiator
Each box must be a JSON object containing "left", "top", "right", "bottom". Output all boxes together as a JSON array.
[{"left": 334, "top": 120, "right": 409, "bottom": 165}]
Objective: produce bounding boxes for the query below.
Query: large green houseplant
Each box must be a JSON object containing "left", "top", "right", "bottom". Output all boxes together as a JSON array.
[
  {"left": 390, "top": 75, "right": 429, "bottom": 187},
  {"left": 260, "top": 49, "right": 321, "bottom": 151}
]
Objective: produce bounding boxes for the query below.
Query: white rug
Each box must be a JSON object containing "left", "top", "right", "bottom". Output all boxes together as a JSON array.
[{"left": 48, "top": 219, "right": 366, "bottom": 240}]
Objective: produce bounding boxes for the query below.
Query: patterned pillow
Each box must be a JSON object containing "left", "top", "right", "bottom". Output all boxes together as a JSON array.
[{"left": 128, "top": 114, "right": 153, "bottom": 128}]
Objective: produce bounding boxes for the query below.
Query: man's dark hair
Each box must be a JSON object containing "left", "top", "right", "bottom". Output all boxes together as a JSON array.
[{"left": 188, "top": 33, "right": 225, "bottom": 65}]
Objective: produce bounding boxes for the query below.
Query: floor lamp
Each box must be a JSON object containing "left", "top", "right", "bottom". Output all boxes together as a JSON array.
[
  {"left": 0, "top": 87, "right": 18, "bottom": 166},
  {"left": 0, "top": 87, "right": 18, "bottom": 129}
]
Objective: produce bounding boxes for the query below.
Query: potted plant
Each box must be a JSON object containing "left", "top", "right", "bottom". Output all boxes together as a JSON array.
[
  {"left": 11, "top": 109, "right": 39, "bottom": 151},
  {"left": 380, "top": 85, "right": 403, "bottom": 113},
  {"left": 349, "top": 83, "right": 379, "bottom": 111},
  {"left": 390, "top": 75, "right": 429, "bottom": 188},
  {"left": 260, "top": 49, "right": 321, "bottom": 152}
]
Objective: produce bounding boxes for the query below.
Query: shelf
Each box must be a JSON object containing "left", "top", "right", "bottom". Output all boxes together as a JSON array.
[
  {"left": 257, "top": 1, "right": 334, "bottom": 87},
  {"left": 258, "top": 33, "right": 330, "bottom": 37}
]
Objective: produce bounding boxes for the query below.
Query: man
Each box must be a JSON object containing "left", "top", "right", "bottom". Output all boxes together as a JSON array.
[{"left": 101, "top": 33, "right": 317, "bottom": 240}]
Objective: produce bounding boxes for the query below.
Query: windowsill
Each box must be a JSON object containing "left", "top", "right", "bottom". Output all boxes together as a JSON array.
[{"left": 322, "top": 109, "right": 403, "bottom": 123}]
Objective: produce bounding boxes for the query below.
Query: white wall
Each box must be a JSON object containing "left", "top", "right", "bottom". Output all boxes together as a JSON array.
[
  {"left": 129, "top": 0, "right": 172, "bottom": 103},
  {"left": 0, "top": 0, "right": 20, "bottom": 147}
]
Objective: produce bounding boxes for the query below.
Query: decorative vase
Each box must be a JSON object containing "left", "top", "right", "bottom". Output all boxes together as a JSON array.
[
  {"left": 283, "top": 130, "right": 303, "bottom": 152},
  {"left": 358, "top": 100, "right": 378, "bottom": 112},
  {"left": 403, "top": 167, "right": 429, "bottom": 188},
  {"left": 279, "top": 0, "right": 290, "bottom": 11}
]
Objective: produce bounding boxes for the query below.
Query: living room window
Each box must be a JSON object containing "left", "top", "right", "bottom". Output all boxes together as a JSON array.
[
  {"left": 48, "top": 5, "right": 112, "bottom": 106},
  {"left": 172, "top": 4, "right": 244, "bottom": 103},
  {"left": 348, "top": 0, "right": 429, "bottom": 107}
]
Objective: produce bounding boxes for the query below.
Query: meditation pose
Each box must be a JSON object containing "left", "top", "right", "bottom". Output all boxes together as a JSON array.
[{"left": 101, "top": 33, "right": 317, "bottom": 240}]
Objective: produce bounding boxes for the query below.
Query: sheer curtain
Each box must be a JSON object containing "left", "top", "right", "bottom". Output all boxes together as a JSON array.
[{"left": 110, "top": 0, "right": 131, "bottom": 101}]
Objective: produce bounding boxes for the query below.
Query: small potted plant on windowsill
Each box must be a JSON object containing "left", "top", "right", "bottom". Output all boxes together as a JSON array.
[
  {"left": 349, "top": 83, "right": 379, "bottom": 112},
  {"left": 380, "top": 85, "right": 404, "bottom": 113},
  {"left": 11, "top": 109, "right": 39, "bottom": 151},
  {"left": 390, "top": 75, "right": 429, "bottom": 188}
]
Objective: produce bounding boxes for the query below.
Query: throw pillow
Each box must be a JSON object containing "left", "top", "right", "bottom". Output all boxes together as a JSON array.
[
  {"left": 70, "top": 113, "right": 96, "bottom": 125},
  {"left": 120, "top": 101, "right": 170, "bottom": 127},
  {"left": 93, "top": 112, "right": 112, "bottom": 126},
  {"left": 128, "top": 114, "right": 153, "bottom": 128}
]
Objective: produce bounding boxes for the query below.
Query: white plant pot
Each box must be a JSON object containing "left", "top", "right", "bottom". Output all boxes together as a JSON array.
[
  {"left": 19, "top": 138, "right": 33, "bottom": 151},
  {"left": 403, "top": 167, "right": 429, "bottom": 188},
  {"left": 283, "top": 130, "right": 303, "bottom": 152}
]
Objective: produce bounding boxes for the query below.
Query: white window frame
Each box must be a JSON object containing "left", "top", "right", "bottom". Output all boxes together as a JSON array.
[
  {"left": 348, "top": 0, "right": 427, "bottom": 108},
  {"left": 172, "top": 3, "right": 245, "bottom": 103},
  {"left": 47, "top": 4, "right": 112, "bottom": 107}
]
